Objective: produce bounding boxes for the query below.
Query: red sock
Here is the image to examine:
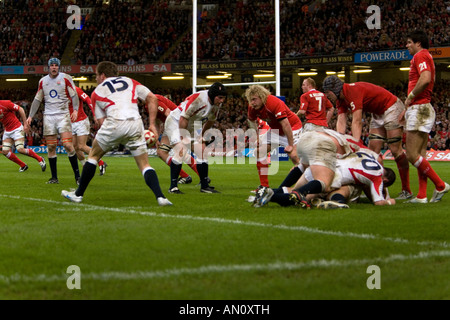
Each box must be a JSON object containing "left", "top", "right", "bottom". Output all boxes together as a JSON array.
[
  {"left": 98, "top": 159, "right": 105, "bottom": 166},
  {"left": 395, "top": 152, "right": 411, "bottom": 193},
  {"left": 415, "top": 156, "right": 445, "bottom": 191},
  {"left": 187, "top": 156, "right": 199, "bottom": 175},
  {"left": 257, "top": 160, "right": 269, "bottom": 187},
  {"left": 24, "top": 148, "right": 42, "bottom": 161},
  {"left": 416, "top": 169, "right": 428, "bottom": 199},
  {"left": 6, "top": 151, "right": 26, "bottom": 167},
  {"left": 179, "top": 169, "right": 189, "bottom": 178}
]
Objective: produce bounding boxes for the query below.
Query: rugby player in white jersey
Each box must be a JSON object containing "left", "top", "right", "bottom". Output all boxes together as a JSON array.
[
  {"left": 255, "top": 148, "right": 396, "bottom": 208},
  {"left": 61, "top": 61, "right": 172, "bottom": 206},
  {"left": 162, "top": 82, "right": 227, "bottom": 194},
  {"left": 26, "top": 57, "right": 80, "bottom": 184}
]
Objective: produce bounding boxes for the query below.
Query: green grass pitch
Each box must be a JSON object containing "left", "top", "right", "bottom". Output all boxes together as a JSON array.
[{"left": 0, "top": 154, "right": 449, "bottom": 300}]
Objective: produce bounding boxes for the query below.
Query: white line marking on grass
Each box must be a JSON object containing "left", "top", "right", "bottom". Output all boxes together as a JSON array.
[
  {"left": 1, "top": 194, "right": 449, "bottom": 249},
  {"left": 1, "top": 250, "right": 449, "bottom": 284}
]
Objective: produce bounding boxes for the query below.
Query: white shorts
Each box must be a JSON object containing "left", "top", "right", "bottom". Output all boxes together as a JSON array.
[
  {"left": 162, "top": 114, "right": 182, "bottom": 145},
  {"left": 43, "top": 113, "right": 72, "bottom": 136},
  {"left": 259, "top": 128, "right": 301, "bottom": 147},
  {"left": 405, "top": 103, "right": 435, "bottom": 133},
  {"left": 95, "top": 118, "right": 147, "bottom": 156},
  {"left": 72, "top": 118, "right": 90, "bottom": 136},
  {"left": 302, "top": 123, "right": 326, "bottom": 132},
  {"left": 297, "top": 131, "right": 337, "bottom": 171},
  {"left": 370, "top": 99, "right": 405, "bottom": 131},
  {"left": 2, "top": 125, "right": 25, "bottom": 141}
]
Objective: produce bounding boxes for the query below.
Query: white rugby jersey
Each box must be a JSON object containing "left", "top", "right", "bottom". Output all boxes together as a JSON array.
[
  {"left": 170, "top": 90, "right": 219, "bottom": 123},
  {"left": 91, "top": 76, "right": 150, "bottom": 120},
  {"left": 335, "top": 150, "right": 385, "bottom": 203},
  {"left": 34, "top": 72, "right": 78, "bottom": 115}
]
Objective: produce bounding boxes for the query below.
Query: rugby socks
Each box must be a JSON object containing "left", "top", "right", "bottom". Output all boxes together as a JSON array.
[
  {"left": 5, "top": 151, "right": 26, "bottom": 167},
  {"left": 270, "top": 191, "right": 296, "bottom": 206},
  {"left": 294, "top": 180, "right": 325, "bottom": 196},
  {"left": 278, "top": 165, "right": 303, "bottom": 188},
  {"left": 170, "top": 160, "right": 182, "bottom": 189},
  {"left": 395, "top": 152, "right": 411, "bottom": 193},
  {"left": 187, "top": 156, "right": 199, "bottom": 176},
  {"left": 68, "top": 153, "right": 80, "bottom": 180},
  {"left": 330, "top": 193, "right": 347, "bottom": 204},
  {"left": 49, "top": 156, "right": 57, "bottom": 179},
  {"left": 75, "top": 161, "right": 96, "bottom": 197},
  {"left": 167, "top": 156, "right": 191, "bottom": 179},
  {"left": 256, "top": 157, "right": 270, "bottom": 187},
  {"left": 414, "top": 156, "right": 445, "bottom": 197},
  {"left": 24, "top": 148, "right": 42, "bottom": 161},
  {"left": 197, "top": 162, "right": 210, "bottom": 189},
  {"left": 143, "top": 168, "right": 164, "bottom": 199}
]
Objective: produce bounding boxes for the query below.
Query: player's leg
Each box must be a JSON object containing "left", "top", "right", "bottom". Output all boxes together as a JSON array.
[
  {"left": 134, "top": 151, "right": 172, "bottom": 206},
  {"left": 194, "top": 140, "right": 217, "bottom": 193},
  {"left": 256, "top": 142, "right": 271, "bottom": 188},
  {"left": 45, "top": 134, "right": 59, "bottom": 182},
  {"left": 62, "top": 138, "right": 106, "bottom": 202},
  {"left": 385, "top": 127, "right": 412, "bottom": 199},
  {"left": 157, "top": 135, "right": 191, "bottom": 182},
  {"left": 405, "top": 104, "right": 447, "bottom": 202},
  {"left": 1, "top": 138, "right": 28, "bottom": 171},
  {"left": 60, "top": 130, "right": 80, "bottom": 183}
]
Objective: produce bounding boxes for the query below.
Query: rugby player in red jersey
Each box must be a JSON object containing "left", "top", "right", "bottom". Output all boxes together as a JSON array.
[
  {"left": 69, "top": 86, "right": 107, "bottom": 176},
  {"left": 399, "top": 30, "right": 449, "bottom": 203},
  {"left": 323, "top": 75, "right": 412, "bottom": 200},
  {"left": 297, "top": 77, "right": 334, "bottom": 132},
  {"left": 245, "top": 85, "right": 302, "bottom": 202},
  {"left": 1, "top": 100, "right": 46, "bottom": 172}
]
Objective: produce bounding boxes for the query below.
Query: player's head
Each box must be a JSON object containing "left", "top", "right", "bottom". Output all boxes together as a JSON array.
[
  {"left": 208, "top": 82, "right": 227, "bottom": 105},
  {"left": 245, "top": 84, "right": 270, "bottom": 108},
  {"left": 47, "top": 57, "right": 60, "bottom": 77},
  {"left": 302, "top": 77, "right": 316, "bottom": 93},
  {"left": 407, "top": 30, "right": 429, "bottom": 49},
  {"left": 322, "top": 75, "right": 344, "bottom": 101},
  {"left": 48, "top": 57, "right": 61, "bottom": 67},
  {"left": 382, "top": 167, "right": 396, "bottom": 188},
  {"left": 96, "top": 61, "right": 119, "bottom": 84}
]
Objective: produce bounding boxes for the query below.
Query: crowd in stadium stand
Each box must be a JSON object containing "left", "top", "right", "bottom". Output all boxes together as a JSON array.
[{"left": 2, "top": 0, "right": 449, "bottom": 65}]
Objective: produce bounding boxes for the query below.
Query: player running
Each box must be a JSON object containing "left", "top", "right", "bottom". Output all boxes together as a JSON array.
[
  {"left": 1, "top": 100, "right": 46, "bottom": 172},
  {"left": 61, "top": 61, "right": 171, "bottom": 206}
]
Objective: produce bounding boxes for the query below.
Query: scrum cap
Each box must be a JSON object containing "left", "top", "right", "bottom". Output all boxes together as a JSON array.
[
  {"left": 48, "top": 57, "right": 61, "bottom": 67},
  {"left": 208, "top": 82, "right": 227, "bottom": 103},
  {"left": 322, "top": 75, "right": 344, "bottom": 97}
]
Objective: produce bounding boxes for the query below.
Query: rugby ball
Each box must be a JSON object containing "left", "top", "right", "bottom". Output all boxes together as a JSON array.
[{"left": 143, "top": 130, "right": 157, "bottom": 147}]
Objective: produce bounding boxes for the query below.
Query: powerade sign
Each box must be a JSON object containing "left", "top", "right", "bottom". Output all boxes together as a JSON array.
[
  {"left": 23, "top": 146, "right": 67, "bottom": 154},
  {"left": 0, "top": 66, "right": 24, "bottom": 75},
  {"left": 243, "top": 147, "right": 289, "bottom": 161},
  {"left": 355, "top": 50, "right": 413, "bottom": 63}
]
